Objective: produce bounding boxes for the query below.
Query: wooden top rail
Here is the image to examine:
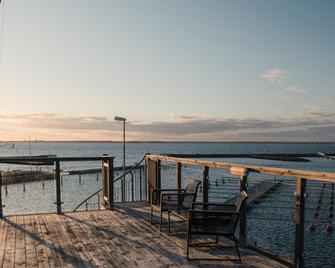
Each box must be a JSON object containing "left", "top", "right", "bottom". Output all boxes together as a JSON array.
[
  {"left": 0, "top": 156, "right": 114, "bottom": 162},
  {"left": 145, "top": 154, "right": 335, "bottom": 182}
]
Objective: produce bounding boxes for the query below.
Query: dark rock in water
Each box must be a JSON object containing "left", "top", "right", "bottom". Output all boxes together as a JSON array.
[
  {"left": 253, "top": 199, "right": 260, "bottom": 204},
  {"left": 309, "top": 224, "right": 317, "bottom": 232},
  {"left": 326, "top": 224, "right": 333, "bottom": 233}
]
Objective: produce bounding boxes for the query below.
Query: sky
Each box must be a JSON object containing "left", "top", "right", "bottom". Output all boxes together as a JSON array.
[{"left": 0, "top": 0, "right": 334, "bottom": 141}]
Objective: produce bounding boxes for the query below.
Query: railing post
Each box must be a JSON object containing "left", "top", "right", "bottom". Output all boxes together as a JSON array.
[
  {"left": 157, "top": 160, "right": 161, "bottom": 190},
  {"left": 239, "top": 172, "right": 248, "bottom": 247},
  {"left": 108, "top": 157, "right": 114, "bottom": 210},
  {"left": 102, "top": 154, "right": 114, "bottom": 209},
  {"left": 0, "top": 172, "right": 3, "bottom": 218},
  {"left": 294, "top": 177, "right": 306, "bottom": 268},
  {"left": 202, "top": 166, "right": 209, "bottom": 203},
  {"left": 139, "top": 167, "right": 143, "bottom": 201},
  {"left": 230, "top": 167, "right": 248, "bottom": 247},
  {"left": 176, "top": 162, "right": 182, "bottom": 204},
  {"left": 55, "top": 160, "right": 62, "bottom": 214},
  {"left": 131, "top": 172, "right": 134, "bottom": 202},
  {"left": 145, "top": 157, "right": 161, "bottom": 203},
  {"left": 102, "top": 154, "right": 109, "bottom": 208}
]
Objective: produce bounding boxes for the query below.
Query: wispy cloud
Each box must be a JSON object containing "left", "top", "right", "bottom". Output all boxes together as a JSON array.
[
  {"left": 276, "top": 85, "right": 306, "bottom": 99},
  {"left": 1, "top": 112, "right": 335, "bottom": 141},
  {"left": 261, "top": 68, "right": 288, "bottom": 82},
  {"left": 303, "top": 99, "right": 332, "bottom": 112}
]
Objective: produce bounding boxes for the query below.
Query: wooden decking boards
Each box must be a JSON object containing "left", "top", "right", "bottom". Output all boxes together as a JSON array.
[{"left": 0, "top": 203, "right": 287, "bottom": 268}]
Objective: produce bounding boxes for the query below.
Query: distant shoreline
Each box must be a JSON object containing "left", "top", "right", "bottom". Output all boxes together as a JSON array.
[{"left": 1, "top": 140, "right": 335, "bottom": 144}]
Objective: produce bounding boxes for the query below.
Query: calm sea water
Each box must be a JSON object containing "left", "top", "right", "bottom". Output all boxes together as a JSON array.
[
  {"left": 1, "top": 142, "right": 335, "bottom": 267},
  {"left": 1, "top": 141, "right": 335, "bottom": 168}
]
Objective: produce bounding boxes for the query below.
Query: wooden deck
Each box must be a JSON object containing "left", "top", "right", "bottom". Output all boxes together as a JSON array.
[{"left": 0, "top": 202, "right": 288, "bottom": 268}]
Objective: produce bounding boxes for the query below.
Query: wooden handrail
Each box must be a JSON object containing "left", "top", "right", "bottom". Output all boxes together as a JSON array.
[{"left": 145, "top": 154, "right": 335, "bottom": 182}]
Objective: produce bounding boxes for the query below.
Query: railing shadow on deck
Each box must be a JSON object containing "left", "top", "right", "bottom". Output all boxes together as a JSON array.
[{"left": 2, "top": 217, "right": 96, "bottom": 268}]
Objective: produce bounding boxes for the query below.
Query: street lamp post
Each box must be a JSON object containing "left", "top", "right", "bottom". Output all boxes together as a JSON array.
[{"left": 114, "top": 116, "right": 127, "bottom": 202}]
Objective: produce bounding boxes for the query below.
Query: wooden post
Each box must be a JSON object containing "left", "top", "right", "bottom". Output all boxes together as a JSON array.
[
  {"left": 102, "top": 154, "right": 109, "bottom": 208},
  {"left": 144, "top": 165, "right": 147, "bottom": 201},
  {"left": 202, "top": 166, "right": 209, "bottom": 203},
  {"left": 55, "top": 160, "right": 62, "bottom": 214},
  {"left": 157, "top": 160, "right": 161, "bottom": 190},
  {"left": 230, "top": 167, "right": 248, "bottom": 247},
  {"left": 146, "top": 158, "right": 161, "bottom": 203},
  {"left": 176, "top": 162, "right": 182, "bottom": 204},
  {"left": 294, "top": 177, "right": 306, "bottom": 268},
  {"left": 0, "top": 172, "right": 3, "bottom": 217}
]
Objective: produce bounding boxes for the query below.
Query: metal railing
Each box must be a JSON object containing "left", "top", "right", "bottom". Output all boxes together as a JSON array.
[
  {"left": 144, "top": 153, "right": 335, "bottom": 268},
  {"left": 0, "top": 155, "right": 114, "bottom": 215},
  {"left": 73, "top": 155, "right": 146, "bottom": 211},
  {"left": 0, "top": 154, "right": 147, "bottom": 215}
]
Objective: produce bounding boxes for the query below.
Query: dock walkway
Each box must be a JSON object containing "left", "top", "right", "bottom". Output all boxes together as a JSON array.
[{"left": 0, "top": 202, "right": 287, "bottom": 267}]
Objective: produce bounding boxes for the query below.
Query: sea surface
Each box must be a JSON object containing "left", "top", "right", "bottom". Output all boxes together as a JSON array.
[{"left": 1, "top": 141, "right": 335, "bottom": 267}]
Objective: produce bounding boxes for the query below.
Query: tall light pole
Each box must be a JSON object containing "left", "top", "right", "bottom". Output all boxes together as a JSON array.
[{"left": 114, "top": 116, "right": 127, "bottom": 202}]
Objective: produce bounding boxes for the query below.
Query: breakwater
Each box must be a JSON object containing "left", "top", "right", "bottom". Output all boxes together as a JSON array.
[
  {"left": 1, "top": 170, "right": 53, "bottom": 184},
  {"left": 0, "top": 165, "right": 144, "bottom": 185}
]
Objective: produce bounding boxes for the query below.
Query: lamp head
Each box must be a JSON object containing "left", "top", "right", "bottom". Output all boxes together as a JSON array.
[{"left": 114, "top": 116, "right": 127, "bottom": 122}]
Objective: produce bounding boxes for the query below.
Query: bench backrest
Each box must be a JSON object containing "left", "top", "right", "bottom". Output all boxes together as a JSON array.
[
  {"left": 234, "top": 190, "right": 248, "bottom": 213},
  {"left": 182, "top": 178, "right": 201, "bottom": 209}
]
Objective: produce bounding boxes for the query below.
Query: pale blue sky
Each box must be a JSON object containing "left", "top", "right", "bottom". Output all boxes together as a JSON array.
[{"left": 0, "top": 0, "right": 334, "bottom": 141}]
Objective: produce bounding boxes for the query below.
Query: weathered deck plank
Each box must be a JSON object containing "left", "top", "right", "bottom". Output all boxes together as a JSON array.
[
  {"left": 24, "top": 216, "right": 38, "bottom": 268},
  {"left": 14, "top": 216, "right": 26, "bottom": 268},
  {"left": 0, "top": 218, "right": 8, "bottom": 267},
  {"left": 0, "top": 203, "right": 288, "bottom": 268}
]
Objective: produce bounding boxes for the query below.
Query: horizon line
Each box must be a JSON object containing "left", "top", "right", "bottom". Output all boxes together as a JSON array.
[{"left": 1, "top": 140, "right": 335, "bottom": 144}]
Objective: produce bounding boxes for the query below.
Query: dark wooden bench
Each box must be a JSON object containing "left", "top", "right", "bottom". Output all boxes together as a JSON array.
[{"left": 150, "top": 178, "right": 201, "bottom": 232}]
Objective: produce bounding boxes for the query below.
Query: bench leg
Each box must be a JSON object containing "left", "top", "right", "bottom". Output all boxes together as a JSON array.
[
  {"left": 150, "top": 206, "right": 153, "bottom": 224},
  {"left": 186, "top": 227, "right": 191, "bottom": 259},
  {"left": 160, "top": 210, "right": 163, "bottom": 231},
  {"left": 168, "top": 211, "right": 171, "bottom": 233}
]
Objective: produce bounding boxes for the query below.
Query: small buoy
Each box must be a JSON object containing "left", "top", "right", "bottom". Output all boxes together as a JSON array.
[
  {"left": 314, "top": 211, "right": 319, "bottom": 218},
  {"left": 309, "top": 224, "right": 316, "bottom": 232},
  {"left": 329, "top": 200, "right": 334, "bottom": 205},
  {"left": 318, "top": 199, "right": 322, "bottom": 204},
  {"left": 221, "top": 178, "right": 225, "bottom": 184},
  {"left": 326, "top": 224, "right": 333, "bottom": 233},
  {"left": 215, "top": 180, "right": 218, "bottom": 187}
]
